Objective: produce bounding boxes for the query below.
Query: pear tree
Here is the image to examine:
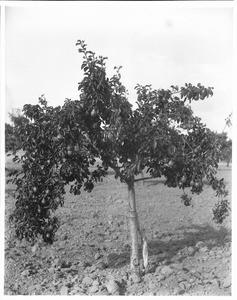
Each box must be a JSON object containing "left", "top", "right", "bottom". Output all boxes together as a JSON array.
[{"left": 8, "top": 40, "right": 230, "bottom": 276}]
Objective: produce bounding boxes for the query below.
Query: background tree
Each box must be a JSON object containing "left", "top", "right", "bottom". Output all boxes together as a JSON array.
[
  {"left": 5, "top": 108, "right": 29, "bottom": 153},
  {"left": 214, "top": 132, "right": 232, "bottom": 167},
  {"left": 5, "top": 123, "right": 16, "bottom": 153},
  {"left": 221, "top": 138, "right": 232, "bottom": 167},
  {"left": 8, "top": 40, "right": 230, "bottom": 276},
  {"left": 207, "top": 113, "right": 232, "bottom": 167},
  {"left": 9, "top": 108, "right": 30, "bottom": 128},
  {"left": 220, "top": 112, "right": 232, "bottom": 166}
]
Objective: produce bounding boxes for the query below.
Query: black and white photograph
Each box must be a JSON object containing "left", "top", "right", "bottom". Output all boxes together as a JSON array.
[{"left": 1, "top": 0, "right": 235, "bottom": 297}]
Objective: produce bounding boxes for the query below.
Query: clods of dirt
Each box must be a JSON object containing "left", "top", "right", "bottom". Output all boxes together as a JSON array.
[{"left": 5, "top": 167, "right": 231, "bottom": 295}]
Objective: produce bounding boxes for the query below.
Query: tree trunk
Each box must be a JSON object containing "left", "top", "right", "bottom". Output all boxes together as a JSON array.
[
  {"left": 227, "top": 159, "right": 230, "bottom": 167},
  {"left": 127, "top": 177, "right": 140, "bottom": 275},
  {"left": 141, "top": 171, "right": 145, "bottom": 185}
]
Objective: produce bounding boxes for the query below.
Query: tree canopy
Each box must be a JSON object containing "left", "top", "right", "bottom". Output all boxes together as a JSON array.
[{"left": 8, "top": 41, "right": 230, "bottom": 269}]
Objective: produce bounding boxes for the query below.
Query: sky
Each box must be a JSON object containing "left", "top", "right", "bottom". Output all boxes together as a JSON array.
[{"left": 4, "top": 2, "right": 233, "bottom": 138}]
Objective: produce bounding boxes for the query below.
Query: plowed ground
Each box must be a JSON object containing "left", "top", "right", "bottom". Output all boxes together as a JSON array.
[{"left": 4, "top": 156, "right": 231, "bottom": 296}]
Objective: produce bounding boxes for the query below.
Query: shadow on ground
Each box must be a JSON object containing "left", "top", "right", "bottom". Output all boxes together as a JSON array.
[
  {"left": 106, "top": 224, "right": 231, "bottom": 273},
  {"left": 147, "top": 224, "right": 231, "bottom": 272}
]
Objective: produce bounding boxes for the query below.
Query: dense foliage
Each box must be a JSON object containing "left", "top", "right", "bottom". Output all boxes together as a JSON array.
[{"left": 8, "top": 40, "right": 230, "bottom": 246}]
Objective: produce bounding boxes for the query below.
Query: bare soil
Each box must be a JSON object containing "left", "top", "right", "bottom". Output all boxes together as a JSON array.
[{"left": 4, "top": 157, "right": 231, "bottom": 295}]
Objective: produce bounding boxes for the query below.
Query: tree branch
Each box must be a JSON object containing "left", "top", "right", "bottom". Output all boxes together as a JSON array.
[{"left": 134, "top": 176, "right": 153, "bottom": 183}]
